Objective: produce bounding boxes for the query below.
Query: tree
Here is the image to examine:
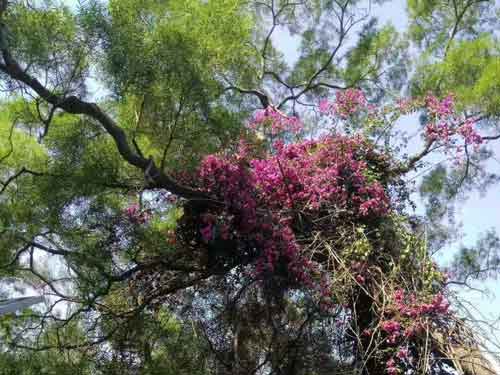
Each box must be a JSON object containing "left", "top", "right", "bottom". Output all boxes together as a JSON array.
[{"left": 0, "top": 0, "right": 499, "bottom": 374}]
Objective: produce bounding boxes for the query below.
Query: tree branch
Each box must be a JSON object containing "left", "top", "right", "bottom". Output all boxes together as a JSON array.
[{"left": 224, "top": 85, "right": 270, "bottom": 108}]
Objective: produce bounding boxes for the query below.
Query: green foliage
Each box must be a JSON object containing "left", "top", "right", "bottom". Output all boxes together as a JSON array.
[
  {"left": 343, "top": 23, "right": 409, "bottom": 95},
  {"left": 452, "top": 229, "right": 500, "bottom": 281},
  {"left": 4, "top": 2, "right": 79, "bottom": 67},
  {"left": 82, "top": 0, "right": 257, "bottom": 169},
  {"left": 412, "top": 36, "right": 500, "bottom": 116},
  {"left": 0, "top": 320, "right": 94, "bottom": 375},
  {"left": 407, "top": 0, "right": 497, "bottom": 51},
  {"left": 0, "top": 105, "right": 48, "bottom": 171},
  {"left": 104, "top": 0, "right": 254, "bottom": 90}
]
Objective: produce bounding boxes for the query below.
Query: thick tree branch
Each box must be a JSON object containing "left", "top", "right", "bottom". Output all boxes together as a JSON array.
[
  {"left": 391, "top": 139, "right": 436, "bottom": 176},
  {"left": 224, "top": 85, "right": 270, "bottom": 108}
]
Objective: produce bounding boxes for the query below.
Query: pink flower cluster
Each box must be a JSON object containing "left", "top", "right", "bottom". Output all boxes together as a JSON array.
[
  {"left": 381, "top": 320, "right": 402, "bottom": 344},
  {"left": 319, "top": 89, "right": 367, "bottom": 118},
  {"left": 393, "top": 289, "right": 450, "bottom": 320},
  {"left": 251, "top": 136, "right": 389, "bottom": 215},
  {"left": 376, "top": 288, "right": 451, "bottom": 373},
  {"left": 248, "top": 106, "right": 302, "bottom": 135},
  {"left": 425, "top": 122, "right": 455, "bottom": 143},
  {"left": 197, "top": 134, "right": 390, "bottom": 289},
  {"left": 396, "top": 347, "right": 409, "bottom": 360},
  {"left": 423, "top": 94, "right": 483, "bottom": 149},
  {"left": 457, "top": 118, "right": 483, "bottom": 146},
  {"left": 199, "top": 151, "right": 312, "bottom": 284},
  {"left": 125, "top": 203, "right": 151, "bottom": 224},
  {"left": 387, "top": 347, "right": 414, "bottom": 373},
  {"left": 426, "top": 94, "right": 454, "bottom": 118},
  {"left": 386, "top": 347, "right": 409, "bottom": 374},
  {"left": 396, "top": 98, "right": 414, "bottom": 113},
  {"left": 386, "top": 358, "right": 398, "bottom": 374},
  {"left": 385, "top": 348, "right": 409, "bottom": 374}
]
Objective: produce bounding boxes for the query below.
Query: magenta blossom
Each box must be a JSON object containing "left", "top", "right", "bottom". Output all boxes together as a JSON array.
[
  {"left": 319, "top": 89, "right": 367, "bottom": 118},
  {"left": 248, "top": 106, "right": 303, "bottom": 135}
]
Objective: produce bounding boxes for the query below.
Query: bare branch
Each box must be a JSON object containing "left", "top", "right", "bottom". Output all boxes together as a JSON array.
[
  {"left": 482, "top": 134, "right": 500, "bottom": 141},
  {"left": 392, "top": 139, "right": 436, "bottom": 176}
]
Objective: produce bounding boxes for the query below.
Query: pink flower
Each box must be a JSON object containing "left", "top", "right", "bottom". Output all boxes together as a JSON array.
[
  {"left": 197, "top": 129, "right": 390, "bottom": 291},
  {"left": 386, "top": 358, "right": 398, "bottom": 374},
  {"left": 334, "top": 89, "right": 367, "bottom": 118},
  {"left": 387, "top": 366, "right": 398, "bottom": 375},
  {"left": 381, "top": 320, "right": 401, "bottom": 345},
  {"left": 355, "top": 274, "right": 366, "bottom": 284},
  {"left": 381, "top": 320, "right": 401, "bottom": 334},
  {"left": 200, "top": 224, "right": 213, "bottom": 242},
  {"left": 125, "top": 203, "right": 139, "bottom": 218},
  {"left": 457, "top": 118, "right": 483, "bottom": 146},
  {"left": 394, "top": 289, "right": 405, "bottom": 303},
  {"left": 397, "top": 98, "right": 414, "bottom": 113},
  {"left": 318, "top": 89, "right": 367, "bottom": 118},
  {"left": 397, "top": 347, "right": 409, "bottom": 360},
  {"left": 319, "top": 99, "right": 332, "bottom": 113},
  {"left": 125, "top": 203, "right": 151, "bottom": 224},
  {"left": 426, "top": 94, "right": 455, "bottom": 118},
  {"left": 430, "top": 293, "right": 450, "bottom": 314},
  {"left": 248, "top": 106, "right": 302, "bottom": 134},
  {"left": 423, "top": 94, "right": 485, "bottom": 157}
]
